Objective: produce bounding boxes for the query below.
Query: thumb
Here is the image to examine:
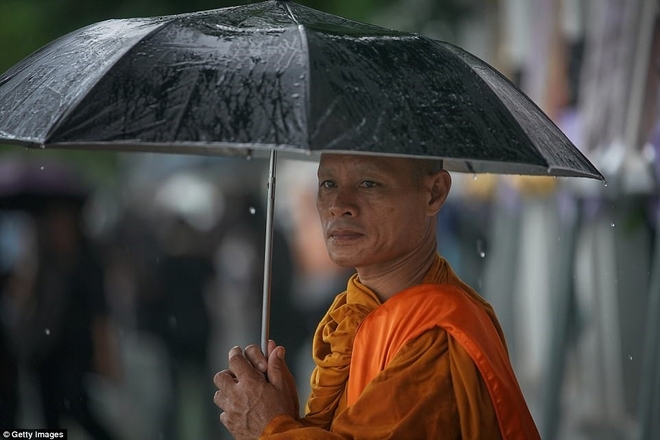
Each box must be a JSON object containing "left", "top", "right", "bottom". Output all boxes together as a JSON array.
[
  {"left": 267, "top": 345, "right": 300, "bottom": 417},
  {"left": 266, "top": 346, "right": 288, "bottom": 389}
]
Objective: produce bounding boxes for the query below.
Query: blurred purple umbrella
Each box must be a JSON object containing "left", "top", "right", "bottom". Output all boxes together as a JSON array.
[{"left": 0, "top": 159, "right": 89, "bottom": 213}]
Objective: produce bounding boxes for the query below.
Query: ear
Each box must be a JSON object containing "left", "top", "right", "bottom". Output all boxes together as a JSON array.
[{"left": 426, "top": 170, "right": 451, "bottom": 216}]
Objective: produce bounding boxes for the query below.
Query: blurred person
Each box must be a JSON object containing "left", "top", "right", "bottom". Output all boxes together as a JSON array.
[
  {"left": 213, "top": 154, "right": 540, "bottom": 439},
  {"left": 154, "top": 216, "right": 216, "bottom": 440},
  {"left": 4, "top": 199, "right": 120, "bottom": 439}
]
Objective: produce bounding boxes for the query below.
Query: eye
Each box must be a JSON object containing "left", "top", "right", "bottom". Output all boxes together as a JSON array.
[
  {"left": 319, "top": 180, "right": 336, "bottom": 189},
  {"left": 360, "top": 180, "right": 378, "bottom": 188}
]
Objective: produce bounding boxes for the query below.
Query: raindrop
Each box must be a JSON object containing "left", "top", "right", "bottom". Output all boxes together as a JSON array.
[
  {"left": 610, "top": 222, "right": 615, "bottom": 227},
  {"left": 39, "top": 144, "right": 45, "bottom": 149},
  {"left": 44, "top": 328, "right": 50, "bottom": 335},
  {"left": 305, "top": 150, "right": 312, "bottom": 156},
  {"left": 168, "top": 316, "right": 177, "bottom": 328},
  {"left": 246, "top": 152, "right": 253, "bottom": 161},
  {"left": 628, "top": 355, "right": 633, "bottom": 361},
  {"left": 40, "top": 166, "right": 44, "bottom": 170},
  {"left": 473, "top": 174, "right": 478, "bottom": 181},
  {"left": 249, "top": 206, "right": 256, "bottom": 215},
  {"left": 476, "top": 239, "right": 486, "bottom": 258},
  {"left": 603, "top": 180, "right": 608, "bottom": 187},
  {"left": 291, "top": 93, "right": 300, "bottom": 98},
  {"left": 64, "top": 399, "right": 70, "bottom": 410}
]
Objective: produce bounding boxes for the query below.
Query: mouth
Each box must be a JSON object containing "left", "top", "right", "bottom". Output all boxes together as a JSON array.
[{"left": 327, "top": 227, "right": 364, "bottom": 243}]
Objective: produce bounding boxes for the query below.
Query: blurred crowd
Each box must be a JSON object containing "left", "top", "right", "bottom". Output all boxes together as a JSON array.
[{"left": 0, "top": 155, "right": 354, "bottom": 440}]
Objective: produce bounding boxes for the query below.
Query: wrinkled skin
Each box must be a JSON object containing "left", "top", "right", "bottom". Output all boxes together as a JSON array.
[{"left": 213, "top": 340, "right": 299, "bottom": 439}]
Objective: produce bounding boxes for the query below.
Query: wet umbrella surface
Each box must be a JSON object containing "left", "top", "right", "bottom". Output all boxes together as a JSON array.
[
  {"left": 0, "top": 0, "right": 604, "bottom": 350},
  {"left": 0, "top": 0, "right": 601, "bottom": 178}
]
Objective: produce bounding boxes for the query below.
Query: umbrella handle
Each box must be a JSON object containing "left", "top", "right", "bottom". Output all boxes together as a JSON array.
[{"left": 261, "top": 150, "right": 278, "bottom": 355}]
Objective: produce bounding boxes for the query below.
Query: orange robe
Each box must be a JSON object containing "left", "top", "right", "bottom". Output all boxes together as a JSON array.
[{"left": 261, "top": 254, "right": 540, "bottom": 439}]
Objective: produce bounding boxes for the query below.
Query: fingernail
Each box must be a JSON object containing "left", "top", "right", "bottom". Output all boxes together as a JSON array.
[
  {"left": 258, "top": 361, "right": 266, "bottom": 371},
  {"left": 277, "top": 347, "right": 285, "bottom": 360}
]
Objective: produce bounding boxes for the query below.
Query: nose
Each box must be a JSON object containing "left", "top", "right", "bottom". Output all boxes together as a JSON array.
[{"left": 323, "top": 187, "right": 357, "bottom": 217}]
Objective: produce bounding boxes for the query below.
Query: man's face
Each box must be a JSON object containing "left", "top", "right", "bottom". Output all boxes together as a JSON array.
[{"left": 316, "top": 154, "right": 441, "bottom": 270}]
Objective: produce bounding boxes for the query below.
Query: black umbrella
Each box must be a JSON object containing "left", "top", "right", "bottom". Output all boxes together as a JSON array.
[{"left": 0, "top": 0, "right": 603, "bottom": 352}]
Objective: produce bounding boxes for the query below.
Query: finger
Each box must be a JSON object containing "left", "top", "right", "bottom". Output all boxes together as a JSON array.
[
  {"left": 267, "top": 339, "right": 277, "bottom": 357},
  {"left": 213, "top": 389, "right": 225, "bottom": 409},
  {"left": 213, "top": 369, "right": 236, "bottom": 388},
  {"left": 228, "top": 346, "right": 264, "bottom": 381},
  {"left": 244, "top": 344, "right": 267, "bottom": 372},
  {"left": 219, "top": 411, "right": 229, "bottom": 429},
  {"left": 267, "top": 346, "right": 288, "bottom": 389}
]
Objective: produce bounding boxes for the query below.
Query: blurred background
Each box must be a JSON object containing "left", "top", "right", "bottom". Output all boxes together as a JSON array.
[{"left": 0, "top": 0, "right": 658, "bottom": 439}]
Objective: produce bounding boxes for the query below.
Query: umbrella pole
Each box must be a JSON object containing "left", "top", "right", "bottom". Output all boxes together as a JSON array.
[{"left": 261, "top": 150, "right": 278, "bottom": 355}]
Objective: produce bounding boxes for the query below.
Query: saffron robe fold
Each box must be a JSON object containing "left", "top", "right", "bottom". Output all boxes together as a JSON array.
[{"left": 261, "top": 254, "right": 540, "bottom": 439}]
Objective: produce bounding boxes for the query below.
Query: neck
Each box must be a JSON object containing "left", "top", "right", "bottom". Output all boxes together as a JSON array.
[{"left": 356, "top": 239, "right": 437, "bottom": 302}]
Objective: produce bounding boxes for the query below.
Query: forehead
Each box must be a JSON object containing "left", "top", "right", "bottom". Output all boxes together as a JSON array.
[{"left": 317, "top": 154, "right": 413, "bottom": 175}]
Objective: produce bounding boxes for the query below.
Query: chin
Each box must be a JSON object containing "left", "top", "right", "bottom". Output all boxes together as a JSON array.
[{"left": 327, "top": 249, "right": 372, "bottom": 269}]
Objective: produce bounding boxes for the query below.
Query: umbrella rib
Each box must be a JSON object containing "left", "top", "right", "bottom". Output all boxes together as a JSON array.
[{"left": 283, "top": 2, "right": 312, "bottom": 148}]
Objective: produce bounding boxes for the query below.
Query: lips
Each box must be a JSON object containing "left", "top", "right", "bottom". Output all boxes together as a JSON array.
[{"left": 326, "top": 226, "right": 364, "bottom": 242}]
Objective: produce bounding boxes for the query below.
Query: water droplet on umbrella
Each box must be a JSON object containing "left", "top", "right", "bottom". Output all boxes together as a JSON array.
[
  {"left": 249, "top": 206, "right": 256, "bottom": 215},
  {"left": 44, "top": 328, "right": 50, "bottom": 335},
  {"left": 610, "top": 222, "right": 615, "bottom": 227}
]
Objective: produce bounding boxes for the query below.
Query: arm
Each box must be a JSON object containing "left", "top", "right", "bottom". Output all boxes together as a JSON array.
[{"left": 263, "top": 328, "right": 466, "bottom": 439}]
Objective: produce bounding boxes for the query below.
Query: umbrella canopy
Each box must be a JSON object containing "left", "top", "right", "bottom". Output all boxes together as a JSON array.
[
  {"left": 0, "top": 0, "right": 601, "bottom": 179},
  {"left": 0, "top": 0, "right": 604, "bottom": 352}
]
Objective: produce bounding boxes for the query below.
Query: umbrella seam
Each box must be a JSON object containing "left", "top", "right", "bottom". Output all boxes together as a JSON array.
[{"left": 284, "top": 2, "right": 312, "bottom": 148}]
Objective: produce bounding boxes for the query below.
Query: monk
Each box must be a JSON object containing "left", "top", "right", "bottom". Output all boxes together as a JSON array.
[{"left": 213, "top": 154, "right": 541, "bottom": 439}]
